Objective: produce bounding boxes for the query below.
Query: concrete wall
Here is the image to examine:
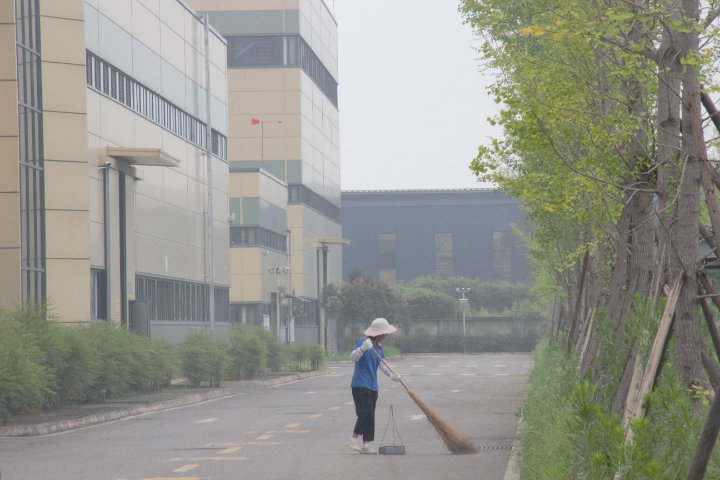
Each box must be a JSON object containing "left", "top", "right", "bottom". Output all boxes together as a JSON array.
[
  {"left": 150, "top": 321, "right": 232, "bottom": 344},
  {"left": 397, "top": 317, "right": 544, "bottom": 337}
]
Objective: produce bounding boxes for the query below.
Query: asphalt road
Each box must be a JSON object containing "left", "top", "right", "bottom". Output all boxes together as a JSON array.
[{"left": 0, "top": 353, "right": 531, "bottom": 480}]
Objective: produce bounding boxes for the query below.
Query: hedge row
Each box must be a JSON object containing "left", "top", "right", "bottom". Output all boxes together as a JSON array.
[
  {"left": 178, "top": 325, "right": 325, "bottom": 387},
  {"left": 387, "top": 331, "right": 540, "bottom": 353},
  {"left": 0, "top": 308, "right": 326, "bottom": 424},
  {"left": 0, "top": 308, "right": 177, "bottom": 424}
]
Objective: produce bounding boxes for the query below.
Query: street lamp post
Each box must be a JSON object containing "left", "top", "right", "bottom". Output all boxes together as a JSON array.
[{"left": 456, "top": 287, "right": 471, "bottom": 353}]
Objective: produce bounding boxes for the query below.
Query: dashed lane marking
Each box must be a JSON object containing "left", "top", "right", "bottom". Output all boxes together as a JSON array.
[
  {"left": 329, "top": 366, "right": 341, "bottom": 369},
  {"left": 219, "top": 447, "right": 241, "bottom": 453},
  {"left": 285, "top": 423, "right": 301, "bottom": 428},
  {"left": 192, "top": 418, "right": 218, "bottom": 423},
  {"left": 309, "top": 414, "right": 322, "bottom": 418},
  {"left": 409, "top": 415, "right": 426, "bottom": 420},
  {"left": 451, "top": 390, "right": 461, "bottom": 393},
  {"left": 305, "top": 391, "right": 317, "bottom": 394},
  {"left": 345, "top": 402, "right": 354, "bottom": 405},
  {"left": 439, "top": 365, "right": 452, "bottom": 367},
  {"left": 255, "top": 434, "right": 274, "bottom": 440},
  {"left": 173, "top": 465, "right": 200, "bottom": 473},
  {"left": 329, "top": 406, "right": 340, "bottom": 410},
  {"left": 171, "top": 457, "right": 247, "bottom": 461},
  {"left": 428, "top": 374, "right": 441, "bottom": 376},
  {"left": 494, "top": 373, "right": 510, "bottom": 376},
  {"left": 460, "top": 373, "right": 476, "bottom": 376},
  {"left": 466, "top": 365, "right": 478, "bottom": 367},
  {"left": 410, "top": 365, "right": 424, "bottom": 368}
]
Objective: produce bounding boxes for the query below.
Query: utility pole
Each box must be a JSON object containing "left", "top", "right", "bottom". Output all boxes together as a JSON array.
[{"left": 457, "top": 287, "right": 470, "bottom": 353}]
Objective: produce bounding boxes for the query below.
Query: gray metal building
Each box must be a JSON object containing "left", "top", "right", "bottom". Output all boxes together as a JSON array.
[{"left": 341, "top": 189, "right": 531, "bottom": 284}]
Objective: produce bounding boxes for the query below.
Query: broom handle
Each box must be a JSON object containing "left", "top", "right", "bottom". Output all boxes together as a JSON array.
[{"left": 362, "top": 337, "right": 410, "bottom": 392}]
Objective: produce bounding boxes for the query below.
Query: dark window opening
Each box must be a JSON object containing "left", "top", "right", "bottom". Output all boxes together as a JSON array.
[
  {"left": 434, "top": 232, "right": 453, "bottom": 279},
  {"left": 493, "top": 232, "right": 512, "bottom": 281}
]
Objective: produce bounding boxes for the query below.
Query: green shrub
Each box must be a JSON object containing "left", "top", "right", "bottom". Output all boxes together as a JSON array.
[
  {"left": 0, "top": 314, "right": 49, "bottom": 424},
  {"left": 225, "top": 330, "right": 267, "bottom": 380},
  {"left": 233, "top": 325, "right": 286, "bottom": 372},
  {"left": 146, "top": 341, "right": 178, "bottom": 390},
  {"left": 399, "top": 288, "right": 457, "bottom": 319},
  {"left": 179, "top": 331, "right": 230, "bottom": 387},
  {"left": 308, "top": 344, "right": 325, "bottom": 371},
  {"left": 290, "top": 343, "right": 311, "bottom": 370}
]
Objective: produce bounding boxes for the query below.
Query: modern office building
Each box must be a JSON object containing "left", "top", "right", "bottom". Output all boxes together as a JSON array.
[
  {"left": 0, "top": 0, "right": 231, "bottom": 341},
  {"left": 188, "top": 0, "right": 344, "bottom": 346},
  {"left": 341, "top": 189, "right": 531, "bottom": 284}
]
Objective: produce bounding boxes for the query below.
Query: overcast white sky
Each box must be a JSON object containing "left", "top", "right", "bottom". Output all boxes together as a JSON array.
[{"left": 332, "top": 1, "right": 502, "bottom": 191}]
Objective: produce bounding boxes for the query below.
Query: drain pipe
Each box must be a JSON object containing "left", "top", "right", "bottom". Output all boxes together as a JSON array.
[{"left": 204, "top": 14, "right": 215, "bottom": 335}]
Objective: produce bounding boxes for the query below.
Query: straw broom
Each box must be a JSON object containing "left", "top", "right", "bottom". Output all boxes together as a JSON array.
[{"left": 366, "top": 342, "right": 477, "bottom": 454}]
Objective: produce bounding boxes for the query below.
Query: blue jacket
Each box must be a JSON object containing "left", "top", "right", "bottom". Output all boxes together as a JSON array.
[{"left": 350, "top": 338, "right": 385, "bottom": 391}]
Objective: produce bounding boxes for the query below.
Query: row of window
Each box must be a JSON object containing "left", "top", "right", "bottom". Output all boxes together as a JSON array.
[
  {"left": 134, "top": 275, "right": 229, "bottom": 323},
  {"left": 230, "top": 226, "right": 287, "bottom": 253},
  {"left": 377, "top": 231, "right": 514, "bottom": 284},
  {"left": 288, "top": 185, "right": 341, "bottom": 223},
  {"left": 86, "top": 52, "right": 228, "bottom": 160},
  {"left": 226, "top": 35, "right": 338, "bottom": 108},
  {"left": 16, "top": 0, "right": 45, "bottom": 306}
]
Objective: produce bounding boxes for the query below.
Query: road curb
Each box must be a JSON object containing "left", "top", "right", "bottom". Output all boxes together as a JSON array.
[
  {"left": 225, "top": 369, "right": 328, "bottom": 387},
  {"left": 0, "top": 389, "right": 235, "bottom": 437},
  {"left": 502, "top": 416, "right": 523, "bottom": 480},
  {"left": 0, "top": 370, "right": 328, "bottom": 438}
]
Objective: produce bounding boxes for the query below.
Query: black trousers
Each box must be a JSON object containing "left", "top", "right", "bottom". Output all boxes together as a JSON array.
[{"left": 352, "top": 387, "right": 379, "bottom": 442}]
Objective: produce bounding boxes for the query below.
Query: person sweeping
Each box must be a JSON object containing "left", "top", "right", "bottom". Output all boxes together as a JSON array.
[{"left": 346, "top": 318, "right": 401, "bottom": 454}]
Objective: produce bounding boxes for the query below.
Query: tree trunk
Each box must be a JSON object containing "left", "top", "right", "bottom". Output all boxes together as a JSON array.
[{"left": 673, "top": 0, "right": 707, "bottom": 392}]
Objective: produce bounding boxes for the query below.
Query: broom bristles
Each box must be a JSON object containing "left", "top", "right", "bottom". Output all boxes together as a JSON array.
[{"left": 407, "top": 389, "right": 477, "bottom": 454}]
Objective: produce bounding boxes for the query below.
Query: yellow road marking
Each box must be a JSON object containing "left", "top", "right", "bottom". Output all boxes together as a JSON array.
[
  {"left": 173, "top": 464, "right": 200, "bottom": 473},
  {"left": 345, "top": 401, "right": 354, "bottom": 405},
  {"left": 219, "top": 447, "right": 241, "bottom": 453},
  {"left": 309, "top": 414, "right": 322, "bottom": 418},
  {"left": 143, "top": 478, "right": 201, "bottom": 480},
  {"left": 329, "top": 406, "right": 340, "bottom": 410},
  {"left": 241, "top": 430, "right": 259, "bottom": 434},
  {"left": 285, "top": 423, "right": 301, "bottom": 428},
  {"left": 171, "top": 457, "right": 247, "bottom": 461},
  {"left": 390, "top": 385, "right": 398, "bottom": 388},
  {"left": 255, "top": 434, "right": 274, "bottom": 440},
  {"left": 450, "top": 356, "right": 470, "bottom": 365},
  {"left": 205, "top": 442, "right": 284, "bottom": 446},
  {"left": 264, "top": 430, "right": 310, "bottom": 433}
]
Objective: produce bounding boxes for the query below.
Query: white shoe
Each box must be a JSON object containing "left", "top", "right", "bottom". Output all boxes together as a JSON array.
[
  {"left": 346, "top": 440, "right": 362, "bottom": 452},
  {"left": 359, "top": 445, "right": 378, "bottom": 454}
]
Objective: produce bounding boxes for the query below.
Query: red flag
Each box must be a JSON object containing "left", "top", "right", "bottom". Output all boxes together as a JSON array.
[{"left": 251, "top": 118, "right": 260, "bottom": 125}]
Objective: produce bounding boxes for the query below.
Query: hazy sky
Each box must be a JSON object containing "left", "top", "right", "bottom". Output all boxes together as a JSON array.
[{"left": 332, "top": 1, "right": 502, "bottom": 191}]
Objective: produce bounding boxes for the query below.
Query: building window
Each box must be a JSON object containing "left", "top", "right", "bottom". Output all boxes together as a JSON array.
[
  {"left": 90, "top": 269, "right": 106, "bottom": 319},
  {"left": 287, "top": 185, "right": 341, "bottom": 223},
  {"left": 230, "top": 226, "right": 287, "bottom": 253},
  {"left": 378, "top": 233, "right": 397, "bottom": 285},
  {"left": 434, "top": 232, "right": 453, "bottom": 279},
  {"left": 226, "top": 35, "right": 338, "bottom": 108},
  {"left": 86, "top": 52, "right": 228, "bottom": 160},
  {"left": 16, "top": 0, "right": 45, "bottom": 306},
  {"left": 135, "top": 275, "right": 229, "bottom": 322},
  {"left": 493, "top": 232, "right": 513, "bottom": 281}
]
